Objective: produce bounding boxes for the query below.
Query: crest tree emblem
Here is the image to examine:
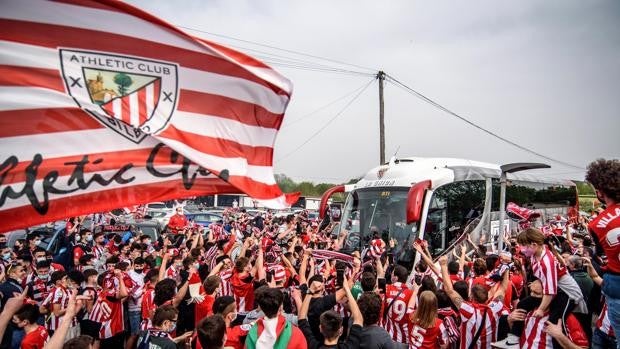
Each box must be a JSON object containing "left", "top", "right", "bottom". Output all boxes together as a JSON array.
[{"left": 59, "top": 49, "right": 179, "bottom": 144}]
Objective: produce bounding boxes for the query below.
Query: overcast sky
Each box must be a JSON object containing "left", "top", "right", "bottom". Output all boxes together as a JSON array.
[{"left": 129, "top": 0, "right": 620, "bottom": 183}]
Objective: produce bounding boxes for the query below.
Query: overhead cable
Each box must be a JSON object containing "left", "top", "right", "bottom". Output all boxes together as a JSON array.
[
  {"left": 385, "top": 74, "right": 585, "bottom": 170},
  {"left": 276, "top": 77, "right": 376, "bottom": 163}
]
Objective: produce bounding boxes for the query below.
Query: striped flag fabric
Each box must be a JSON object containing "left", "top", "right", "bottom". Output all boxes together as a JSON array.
[
  {"left": 0, "top": 0, "right": 297, "bottom": 232},
  {"left": 102, "top": 79, "right": 161, "bottom": 127}
]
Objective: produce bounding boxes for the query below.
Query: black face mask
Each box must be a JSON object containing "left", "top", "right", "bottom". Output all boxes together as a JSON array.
[{"left": 134, "top": 269, "right": 143, "bottom": 274}]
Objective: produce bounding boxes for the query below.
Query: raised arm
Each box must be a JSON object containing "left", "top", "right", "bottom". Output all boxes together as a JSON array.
[
  {"left": 439, "top": 255, "right": 462, "bottom": 308},
  {"left": 413, "top": 242, "right": 440, "bottom": 277},
  {"left": 458, "top": 245, "right": 467, "bottom": 274},
  {"left": 158, "top": 249, "right": 169, "bottom": 281},
  {"left": 255, "top": 244, "right": 265, "bottom": 281},
  {"left": 343, "top": 278, "right": 362, "bottom": 325},
  {"left": 281, "top": 254, "right": 298, "bottom": 277},
  {"left": 115, "top": 270, "right": 129, "bottom": 299},
  {"left": 583, "top": 257, "right": 603, "bottom": 286},
  {"left": 493, "top": 267, "right": 510, "bottom": 302},
  {"left": 299, "top": 249, "right": 311, "bottom": 285},
  {"left": 298, "top": 293, "right": 320, "bottom": 349},
  {"left": 173, "top": 275, "right": 191, "bottom": 308}
]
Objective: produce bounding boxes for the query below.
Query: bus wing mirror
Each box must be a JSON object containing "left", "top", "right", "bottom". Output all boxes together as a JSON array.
[
  {"left": 406, "top": 180, "right": 431, "bottom": 224},
  {"left": 319, "top": 185, "right": 345, "bottom": 219}
]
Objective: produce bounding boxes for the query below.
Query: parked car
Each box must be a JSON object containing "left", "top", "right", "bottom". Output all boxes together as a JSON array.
[
  {"left": 101, "top": 219, "right": 164, "bottom": 242},
  {"left": 185, "top": 212, "right": 223, "bottom": 228},
  {"left": 146, "top": 202, "right": 169, "bottom": 210},
  {"left": 6, "top": 224, "right": 70, "bottom": 265}
]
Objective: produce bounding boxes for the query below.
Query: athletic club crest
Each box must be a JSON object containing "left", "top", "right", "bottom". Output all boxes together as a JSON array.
[{"left": 59, "top": 49, "right": 178, "bottom": 143}]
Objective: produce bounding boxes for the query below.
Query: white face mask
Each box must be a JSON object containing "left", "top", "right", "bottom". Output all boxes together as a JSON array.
[{"left": 75, "top": 235, "right": 81, "bottom": 242}]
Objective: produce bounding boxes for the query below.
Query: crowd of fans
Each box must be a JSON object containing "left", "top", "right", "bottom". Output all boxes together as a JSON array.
[{"left": 0, "top": 158, "right": 617, "bottom": 349}]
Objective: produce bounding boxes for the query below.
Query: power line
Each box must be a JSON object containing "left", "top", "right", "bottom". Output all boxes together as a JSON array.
[
  {"left": 384, "top": 74, "right": 586, "bottom": 170},
  {"left": 177, "top": 24, "right": 378, "bottom": 73},
  {"left": 281, "top": 79, "right": 377, "bottom": 129},
  {"left": 276, "top": 77, "right": 376, "bottom": 163}
]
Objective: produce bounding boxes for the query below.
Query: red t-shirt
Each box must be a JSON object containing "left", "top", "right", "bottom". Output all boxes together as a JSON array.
[
  {"left": 168, "top": 214, "right": 188, "bottom": 233},
  {"left": 195, "top": 294, "right": 215, "bottom": 324},
  {"left": 225, "top": 324, "right": 252, "bottom": 349},
  {"left": 409, "top": 318, "right": 448, "bottom": 349},
  {"left": 21, "top": 326, "right": 48, "bottom": 349},
  {"left": 73, "top": 245, "right": 85, "bottom": 262},
  {"left": 589, "top": 204, "right": 620, "bottom": 273},
  {"left": 511, "top": 274, "right": 524, "bottom": 297}
]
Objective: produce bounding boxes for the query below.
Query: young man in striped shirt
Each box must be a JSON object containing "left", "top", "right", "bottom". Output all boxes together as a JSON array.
[
  {"left": 45, "top": 271, "right": 79, "bottom": 339},
  {"left": 439, "top": 255, "right": 509, "bottom": 349}
]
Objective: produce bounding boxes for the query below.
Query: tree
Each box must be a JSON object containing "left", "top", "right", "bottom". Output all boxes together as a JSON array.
[
  {"left": 274, "top": 173, "right": 345, "bottom": 197},
  {"left": 113, "top": 73, "right": 133, "bottom": 96}
]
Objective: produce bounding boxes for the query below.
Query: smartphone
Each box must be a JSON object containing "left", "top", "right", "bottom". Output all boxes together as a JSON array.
[
  {"left": 336, "top": 268, "right": 344, "bottom": 288},
  {"left": 378, "top": 278, "right": 387, "bottom": 294}
]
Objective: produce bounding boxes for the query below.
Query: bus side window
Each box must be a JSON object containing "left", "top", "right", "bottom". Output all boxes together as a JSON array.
[{"left": 423, "top": 180, "right": 486, "bottom": 257}]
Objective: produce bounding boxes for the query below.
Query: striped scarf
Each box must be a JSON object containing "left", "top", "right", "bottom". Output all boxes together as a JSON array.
[{"left": 311, "top": 249, "right": 354, "bottom": 265}]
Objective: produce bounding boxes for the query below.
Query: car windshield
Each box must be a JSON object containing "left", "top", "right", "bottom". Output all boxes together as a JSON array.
[
  {"left": 194, "top": 214, "right": 221, "bottom": 222},
  {"left": 147, "top": 211, "right": 167, "bottom": 218},
  {"left": 139, "top": 227, "right": 158, "bottom": 241},
  {"left": 338, "top": 187, "right": 417, "bottom": 264}
]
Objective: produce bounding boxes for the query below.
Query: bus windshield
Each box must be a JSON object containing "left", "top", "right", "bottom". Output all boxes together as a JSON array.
[{"left": 338, "top": 187, "right": 417, "bottom": 265}]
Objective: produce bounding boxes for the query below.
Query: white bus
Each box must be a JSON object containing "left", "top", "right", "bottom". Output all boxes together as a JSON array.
[{"left": 319, "top": 157, "right": 579, "bottom": 269}]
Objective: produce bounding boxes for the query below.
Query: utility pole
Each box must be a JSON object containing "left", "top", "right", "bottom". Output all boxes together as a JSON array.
[{"left": 378, "top": 71, "right": 386, "bottom": 164}]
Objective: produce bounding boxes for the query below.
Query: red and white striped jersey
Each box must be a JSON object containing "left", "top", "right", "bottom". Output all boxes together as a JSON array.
[
  {"left": 596, "top": 302, "right": 615, "bottom": 337},
  {"left": 45, "top": 286, "right": 77, "bottom": 331},
  {"left": 81, "top": 286, "right": 99, "bottom": 320},
  {"left": 520, "top": 312, "right": 589, "bottom": 349},
  {"left": 409, "top": 318, "right": 449, "bottom": 349},
  {"left": 90, "top": 291, "right": 112, "bottom": 324},
  {"left": 92, "top": 245, "right": 105, "bottom": 260},
  {"left": 218, "top": 269, "right": 233, "bottom": 297},
  {"left": 140, "top": 287, "right": 155, "bottom": 330},
  {"left": 96, "top": 290, "right": 124, "bottom": 339},
  {"left": 458, "top": 300, "right": 506, "bottom": 349},
  {"left": 230, "top": 271, "right": 254, "bottom": 313},
  {"left": 530, "top": 246, "right": 567, "bottom": 295},
  {"left": 383, "top": 282, "right": 414, "bottom": 344},
  {"left": 165, "top": 265, "right": 181, "bottom": 284},
  {"left": 26, "top": 277, "right": 52, "bottom": 306}
]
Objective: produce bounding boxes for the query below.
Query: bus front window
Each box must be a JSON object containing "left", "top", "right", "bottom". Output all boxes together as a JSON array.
[{"left": 339, "top": 187, "right": 417, "bottom": 265}]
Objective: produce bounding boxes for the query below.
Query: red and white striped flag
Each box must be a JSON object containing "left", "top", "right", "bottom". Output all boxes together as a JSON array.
[{"left": 0, "top": 0, "right": 298, "bottom": 232}]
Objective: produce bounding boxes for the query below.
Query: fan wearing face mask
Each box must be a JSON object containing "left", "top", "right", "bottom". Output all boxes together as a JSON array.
[
  {"left": 26, "top": 261, "right": 53, "bottom": 316},
  {"left": 136, "top": 305, "right": 192, "bottom": 349}
]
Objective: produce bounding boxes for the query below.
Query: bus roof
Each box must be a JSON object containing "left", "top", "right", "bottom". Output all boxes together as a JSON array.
[{"left": 353, "top": 157, "right": 574, "bottom": 190}]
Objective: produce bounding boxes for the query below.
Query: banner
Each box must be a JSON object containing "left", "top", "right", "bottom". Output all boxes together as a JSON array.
[{"left": 0, "top": 0, "right": 296, "bottom": 232}]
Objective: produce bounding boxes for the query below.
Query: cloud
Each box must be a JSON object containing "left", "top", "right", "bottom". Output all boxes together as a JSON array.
[{"left": 129, "top": 0, "right": 620, "bottom": 182}]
